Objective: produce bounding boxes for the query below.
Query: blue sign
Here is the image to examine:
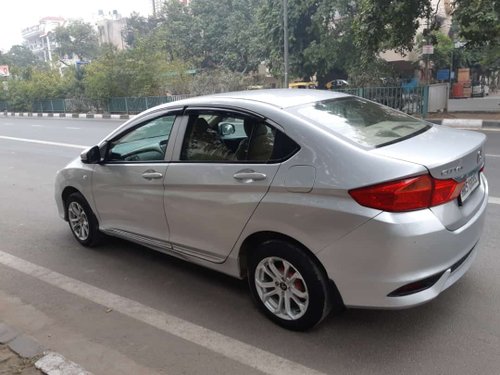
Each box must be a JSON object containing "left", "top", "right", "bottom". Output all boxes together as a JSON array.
[{"left": 437, "top": 69, "right": 450, "bottom": 81}]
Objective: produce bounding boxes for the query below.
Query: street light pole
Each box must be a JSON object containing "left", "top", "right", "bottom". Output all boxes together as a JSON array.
[{"left": 283, "top": 0, "right": 289, "bottom": 88}]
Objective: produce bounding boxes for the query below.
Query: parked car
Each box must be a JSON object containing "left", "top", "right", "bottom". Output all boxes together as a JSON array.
[
  {"left": 325, "top": 79, "right": 349, "bottom": 89},
  {"left": 289, "top": 81, "right": 317, "bottom": 89},
  {"left": 55, "top": 90, "right": 488, "bottom": 330}
]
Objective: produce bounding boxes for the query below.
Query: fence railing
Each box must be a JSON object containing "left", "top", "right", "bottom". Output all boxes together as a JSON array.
[
  {"left": 2, "top": 88, "right": 429, "bottom": 116},
  {"left": 1, "top": 95, "right": 191, "bottom": 114},
  {"left": 331, "top": 85, "right": 429, "bottom": 117}
]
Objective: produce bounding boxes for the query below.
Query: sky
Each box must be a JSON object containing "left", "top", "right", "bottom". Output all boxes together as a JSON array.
[{"left": 0, "top": 0, "right": 151, "bottom": 52}]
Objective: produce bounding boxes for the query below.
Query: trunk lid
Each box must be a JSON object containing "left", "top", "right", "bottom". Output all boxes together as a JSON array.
[{"left": 372, "top": 125, "right": 487, "bottom": 230}]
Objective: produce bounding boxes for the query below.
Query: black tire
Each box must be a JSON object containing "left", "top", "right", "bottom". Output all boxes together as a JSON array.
[
  {"left": 65, "top": 192, "right": 101, "bottom": 247},
  {"left": 247, "top": 239, "right": 342, "bottom": 331}
]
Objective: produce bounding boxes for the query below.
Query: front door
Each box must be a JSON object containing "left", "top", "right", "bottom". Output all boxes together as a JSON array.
[{"left": 92, "top": 114, "right": 177, "bottom": 243}]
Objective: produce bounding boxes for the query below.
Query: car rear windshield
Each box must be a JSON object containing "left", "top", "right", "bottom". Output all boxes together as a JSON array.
[{"left": 291, "top": 97, "right": 430, "bottom": 147}]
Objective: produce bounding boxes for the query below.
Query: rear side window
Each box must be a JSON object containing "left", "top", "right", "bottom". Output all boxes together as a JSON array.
[
  {"left": 180, "top": 111, "right": 299, "bottom": 163},
  {"left": 291, "top": 97, "right": 430, "bottom": 147}
]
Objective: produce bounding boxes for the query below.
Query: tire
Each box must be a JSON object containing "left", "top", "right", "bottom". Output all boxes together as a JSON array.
[
  {"left": 65, "top": 192, "right": 101, "bottom": 247},
  {"left": 247, "top": 239, "right": 342, "bottom": 331}
]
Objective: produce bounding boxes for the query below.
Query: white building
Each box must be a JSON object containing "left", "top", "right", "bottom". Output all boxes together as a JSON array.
[
  {"left": 21, "top": 17, "right": 66, "bottom": 62},
  {"left": 95, "top": 10, "right": 126, "bottom": 50}
]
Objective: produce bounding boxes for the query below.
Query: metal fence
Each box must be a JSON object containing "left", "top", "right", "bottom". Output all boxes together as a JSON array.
[
  {"left": 2, "top": 95, "right": 191, "bottom": 114},
  {"left": 107, "top": 95, "right": 190, "bottom": 113},
  {"left": 3, "top": 88, "right": 428, "bottom": 116},
  {"left": 331, "top": 86, "right": 429, "bottom": 117}
]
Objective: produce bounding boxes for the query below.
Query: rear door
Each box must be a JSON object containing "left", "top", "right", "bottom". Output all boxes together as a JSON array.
[{"left": 163, "top": 108, "right": 298, "bottom": 262}]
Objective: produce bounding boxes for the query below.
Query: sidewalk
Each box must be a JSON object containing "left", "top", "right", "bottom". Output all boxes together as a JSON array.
[
  {"left": 426, "top": 111, "right": 500, "bottom": 129},
  {"left": 0, "top": 322, "right": 91, "bottom": 375}
]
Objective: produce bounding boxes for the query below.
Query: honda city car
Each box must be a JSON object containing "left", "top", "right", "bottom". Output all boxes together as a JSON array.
[{"left": 55, "top": 89, "right": 488, "bottom": 330}]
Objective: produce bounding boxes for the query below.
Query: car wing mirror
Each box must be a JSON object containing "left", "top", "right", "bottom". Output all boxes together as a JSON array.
[
  {"left": 219, "top": 122, "right": 236, "bottom": 136},
  {"left": 80, "top": 145, "right": 101, "bottom": 164}
]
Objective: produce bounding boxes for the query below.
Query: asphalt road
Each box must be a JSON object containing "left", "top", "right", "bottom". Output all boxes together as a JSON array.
[{"left": 0, "top": 117, "right": 499, "bottom": 375}]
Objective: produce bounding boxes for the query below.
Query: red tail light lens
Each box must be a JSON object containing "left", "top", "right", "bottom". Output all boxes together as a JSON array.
[{"left": 349, "top": 174, "right": 464, "bottom": 212}]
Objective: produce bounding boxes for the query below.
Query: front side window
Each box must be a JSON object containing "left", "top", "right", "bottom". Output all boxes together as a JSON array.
[
  {"left": 107, "top": 115, "right": 175, "bottom": 162},
  {"left": 291, "top": 97, "right": 430, "bottom": 147},
  {"left": 180, "top": 112, "right": 298, "bottom": 163}
]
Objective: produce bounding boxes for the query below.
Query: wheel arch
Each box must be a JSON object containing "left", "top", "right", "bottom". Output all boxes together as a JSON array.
[
  {"left": 61, "top": 186, "right": 83, "bottom": 220},
  {"left": 239, "top": 231, "right": 329, "bottom": 282},
  {"left": 240, "top": 230, "right": 345, "bottom": 320}
]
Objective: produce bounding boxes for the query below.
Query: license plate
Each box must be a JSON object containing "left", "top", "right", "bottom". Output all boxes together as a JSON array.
[{"left": 460, "top": 171, "right": 480, "bottom": 203}]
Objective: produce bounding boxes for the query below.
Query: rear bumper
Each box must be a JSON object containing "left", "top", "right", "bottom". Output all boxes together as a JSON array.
[{"left": 317, "top": 176, "right": 488, "bottom": 309}]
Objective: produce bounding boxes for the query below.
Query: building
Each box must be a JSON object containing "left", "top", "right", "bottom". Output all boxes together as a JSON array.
[
  {"left": 95, "top": 10, "right": 126, "bottom": 50},
  {"left": 21, "top": 17, "right": 66, "bottom": 62}
]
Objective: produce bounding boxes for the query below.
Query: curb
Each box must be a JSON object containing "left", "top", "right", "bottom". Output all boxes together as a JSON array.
[
  {"left": 428, "top": 119, "right": 500, "bottom": 129},
  {"left": 0, "top": 322, "right": 91, "bottom": 374},
  {"left": 3, "top": 111, "right": 130, "bottom": 120}
]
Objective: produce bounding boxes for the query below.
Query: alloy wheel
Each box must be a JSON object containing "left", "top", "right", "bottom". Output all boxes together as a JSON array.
[
  {"left": 254, "top": 256, "right": 309, "bottom": 320},
  {"left": 68, "top": 201, "right": 90, "bottom": 241}
]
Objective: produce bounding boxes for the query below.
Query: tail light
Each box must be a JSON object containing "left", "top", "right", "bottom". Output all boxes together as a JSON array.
[{"left": 349, "top": 174, "right": 465, "bottom": 212}]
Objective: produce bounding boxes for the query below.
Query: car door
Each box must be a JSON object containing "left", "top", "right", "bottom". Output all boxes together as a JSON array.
[
  {"left": 163, "top": 108, "right": 299, "bottom": 262},
  {"left": 92, "top": 112, "right": 179, "bottom": 245}
]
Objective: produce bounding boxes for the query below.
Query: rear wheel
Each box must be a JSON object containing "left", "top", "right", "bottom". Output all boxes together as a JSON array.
[
  {"left": 248, "top": 239, "right": 341, "bottom": 331},
  {"left": 66, "top": 192, "right": 101, "bottom": 247}
]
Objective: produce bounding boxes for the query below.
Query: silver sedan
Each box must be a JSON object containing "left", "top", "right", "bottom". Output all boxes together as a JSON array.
[{"left": 55, "top": 90, "right": 488, "bottom": 330}]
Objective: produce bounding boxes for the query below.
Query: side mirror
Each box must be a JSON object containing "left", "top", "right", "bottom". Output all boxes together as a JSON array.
[
  {"left": 219, "top": 122, "right": 236, "bottom": 136},
  {"left": 81, "top": 145, "right": 101, "bottom": 164}
]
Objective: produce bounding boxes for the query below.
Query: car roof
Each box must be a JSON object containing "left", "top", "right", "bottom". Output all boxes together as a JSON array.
[{"left": 166, "top": 89, "right": 350, "bottom": 110}]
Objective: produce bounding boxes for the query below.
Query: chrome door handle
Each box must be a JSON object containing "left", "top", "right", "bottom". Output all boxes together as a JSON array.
[
  {"left": 233, "top": 171, "right": 267, "bottom": 182},
  {"left": 142, "top": 171, "right": 163, "bottom": 180}
]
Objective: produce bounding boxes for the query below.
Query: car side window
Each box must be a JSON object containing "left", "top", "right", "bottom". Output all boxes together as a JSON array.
[
  {"left": 107, "top": 115, "right": 175, "bottom": 162},
  {"left": 180, "top": 112, "right": 299, "bottom": 163},
  {"left": 180, "top": 113, "right": 238, "bottom": 161}
]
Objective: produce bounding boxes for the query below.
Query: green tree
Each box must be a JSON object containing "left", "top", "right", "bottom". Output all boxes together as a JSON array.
[
  {"left": 353, "top": 0, "right": 432, "bottom": 59},
  {"left": 258, "top": 0, "right": 433, "bottom": 85},
  {"left": 453, "top": 0, "right": 500, "bottom": 47},
  {"left": 122, "top": 12, "right": 160, "bottom": 48},
  {"left": 159, "top": 0, "right": 263, "bottom": 73},
  {"left": 6, "top": 45, "right": 40, "bottom": 68},
  {"left": 54, "top": 21, "right": 99, "bottom": 60},
  {"left": 417, "top": 31, "right": 453, "bottom": 72}
]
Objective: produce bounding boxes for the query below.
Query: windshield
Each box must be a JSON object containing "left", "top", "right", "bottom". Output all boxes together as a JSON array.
[{"left": 291, "top": 97, "right": 430, "bottom": 147}]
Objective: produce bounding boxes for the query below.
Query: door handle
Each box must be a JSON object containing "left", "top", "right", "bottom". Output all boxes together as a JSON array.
[
  {"left": 142, "top": 171, "right": 163, "bottom": 180},
  {"left": 233, "top": 171, "right": 267, "bottom": 182}
]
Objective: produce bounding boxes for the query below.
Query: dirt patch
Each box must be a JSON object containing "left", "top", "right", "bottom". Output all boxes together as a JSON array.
[{"left": 0, "top": 345, "right": 42, "bottom": 375}]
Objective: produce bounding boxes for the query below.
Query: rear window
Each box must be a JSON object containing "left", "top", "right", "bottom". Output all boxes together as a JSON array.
[{"left": 291, "top": 97, "right": 430, "bottom": 147}]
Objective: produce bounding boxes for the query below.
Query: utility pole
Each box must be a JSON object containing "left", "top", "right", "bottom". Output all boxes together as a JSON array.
[
  {"left": 283, "top": 0, "right": 289, "bottom": 88},
  {"left": 425, "top": 12, "right": 430, "bottom": 84}
]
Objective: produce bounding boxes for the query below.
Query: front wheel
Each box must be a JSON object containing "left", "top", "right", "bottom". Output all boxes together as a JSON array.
[
  {"left": 66, "top": 192, "right": 101, "bottom": 247},
  {"left": 248, "top": 240, "right": 342, "bottom": 331}
]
